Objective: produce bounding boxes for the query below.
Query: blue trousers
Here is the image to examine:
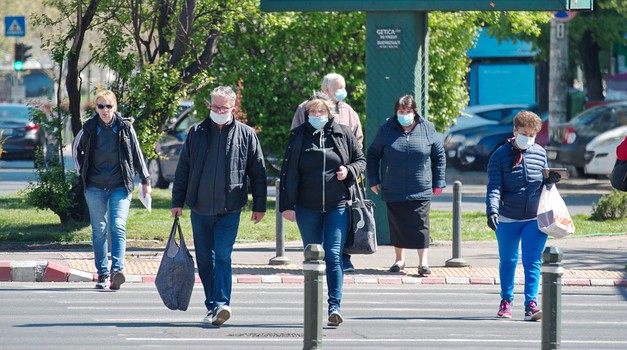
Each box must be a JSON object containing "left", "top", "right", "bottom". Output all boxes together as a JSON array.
[
  {"left": 295, "top": 206, "right": 348, "bottom": 313},
  {"left": 84, "top": 186, "right": 132, "bottom": 276},
  {"left": 190, "top": 211, "right": 240, "bottom": 311},
  {"left": 495, "top": 220, "right": 547, "bottom": 306}
]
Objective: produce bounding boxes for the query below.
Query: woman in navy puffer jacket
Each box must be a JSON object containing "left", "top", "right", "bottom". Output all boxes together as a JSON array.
[
  {"left": 486, "top": 110, "right": 561, "bottom": 322},
  {"left": 367, "top": 95, "right": 446, "bottom": 276}
]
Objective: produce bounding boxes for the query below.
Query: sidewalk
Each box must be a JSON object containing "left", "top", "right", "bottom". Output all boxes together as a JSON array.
[{"left": 1, "top": 235, "right": 625, "bottom": 286}]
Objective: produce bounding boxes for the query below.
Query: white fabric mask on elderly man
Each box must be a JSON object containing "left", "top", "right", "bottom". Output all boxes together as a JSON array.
[{"left": 210, "top": 110, "right": 231, "bottom": 125}]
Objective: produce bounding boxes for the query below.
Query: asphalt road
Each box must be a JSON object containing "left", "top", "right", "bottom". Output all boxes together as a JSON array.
[{"left": 1, "top": 283, "right": 625, "bottom": 350}]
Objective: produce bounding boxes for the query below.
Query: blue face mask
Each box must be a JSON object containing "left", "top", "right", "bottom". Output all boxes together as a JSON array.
[
  {"left": 334, "top": 88, "right": 347, "bottom": 101},
  {"left": 308, "top": 115, "right": 329, "bottom": 130},
  {"left": 397, "top": 113, "right": 415, "bottom": 127}
]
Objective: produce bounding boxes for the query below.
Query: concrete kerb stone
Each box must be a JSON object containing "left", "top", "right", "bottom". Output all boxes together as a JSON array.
[
  {"left": 0, "top": 260, "right": 625, "bottom": 286},
  {"left": 67, "top": 268, "right": 94, "bottom": 282},
  {"left": 11, "top": 261, "right": 46, "bottom": 282}
]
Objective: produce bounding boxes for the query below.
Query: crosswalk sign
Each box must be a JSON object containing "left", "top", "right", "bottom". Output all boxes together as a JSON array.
[{"left": 5, "top": 16, "right": 26, "bottom": 37}]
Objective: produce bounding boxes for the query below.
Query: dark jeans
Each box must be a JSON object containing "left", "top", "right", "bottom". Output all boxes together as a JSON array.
[
  {"left": 190, "top": 211, "right": 241, "bottom": 311},
  {"left": 295, "top": 205, "right": 348, "bottom": 313}
]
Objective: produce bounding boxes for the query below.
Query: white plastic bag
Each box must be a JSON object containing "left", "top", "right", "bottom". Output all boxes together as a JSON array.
[{"left": 537, "top": 185, "right": 575, "bottom": 238}]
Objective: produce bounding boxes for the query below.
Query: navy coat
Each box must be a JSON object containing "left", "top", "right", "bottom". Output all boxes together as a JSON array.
[{"left": 366, "top": 116, "right": 446, "bottom": 202}]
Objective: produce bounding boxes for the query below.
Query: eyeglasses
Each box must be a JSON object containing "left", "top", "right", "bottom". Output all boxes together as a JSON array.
[
  {"left": 210, "top": 105, "right": 232, "bottom": 113},
  {"left": 97, "top": 104, "right": 114, "bottom": 110}
]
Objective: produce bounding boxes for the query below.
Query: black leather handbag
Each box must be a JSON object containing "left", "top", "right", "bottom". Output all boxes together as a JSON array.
[{"left": 344, "top": 179, "right": 377, "bottom": 255}]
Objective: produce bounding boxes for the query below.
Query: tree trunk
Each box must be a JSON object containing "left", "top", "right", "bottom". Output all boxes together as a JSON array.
[{"left": 578, "top": 29, "right": 604, "bottom": 101}]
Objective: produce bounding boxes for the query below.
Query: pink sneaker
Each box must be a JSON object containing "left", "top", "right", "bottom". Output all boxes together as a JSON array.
[
  {"left": 497, "top": 299, "right": 512, "bottom": 318},
  {"left": 525, "top": 300, "right": 542, "bottom": 321}
]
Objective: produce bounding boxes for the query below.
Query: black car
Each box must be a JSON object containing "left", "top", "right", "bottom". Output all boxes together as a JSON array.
[
  {"left": 147, "top": 102, "right": 198, "bottom": 188},
  {"left": 0, "top": 104, "right": 47, "bottom": 160},
  {"left": 444, "top": 113, "right": 549, "bottom": 170},
  {"left": 444, "top": 107, "right": 543, "bottom": 170},
  {"left": 546, "top": 101, "right": 627, "bottom": 177}
]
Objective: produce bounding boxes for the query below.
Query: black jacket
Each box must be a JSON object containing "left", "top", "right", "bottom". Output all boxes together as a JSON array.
[
  {"left": 171, "top": 117, "right": 267, "bottom": 213},
  {"left": 279, "top": 120, "right": 365, "bottom": 212},
  {"left": 72, "top": 112, "right": 150, "bottom": 194}
]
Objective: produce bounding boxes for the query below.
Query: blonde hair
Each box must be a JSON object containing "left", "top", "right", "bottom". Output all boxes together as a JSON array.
[
  {"left": 95, "top": 90, "right": 118, "bottom": 106},
  {"left": 513, "top": 110, "right": 542, "bottom": 133},
  {"left": 306, "top": 97, "right": 336, "bottom": 118}
]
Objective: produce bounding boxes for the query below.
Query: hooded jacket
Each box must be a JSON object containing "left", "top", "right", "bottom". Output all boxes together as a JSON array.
[
  {"left": 279, "top": 120, "right": 365, "bottom": 212},
  {"left": 72, "top": 112, "right": 150, "bottom": 194}
]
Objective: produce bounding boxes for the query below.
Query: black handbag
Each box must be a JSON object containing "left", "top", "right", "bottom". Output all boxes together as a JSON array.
[
  {"left": 155, "top": 217, "right": 196, "bottom": 311},
  {"left": 344, "top": 179, "right": 377, "bottom": 255},
  {"left": 610, "top": 159, "right": 627, "bottom": 192}
]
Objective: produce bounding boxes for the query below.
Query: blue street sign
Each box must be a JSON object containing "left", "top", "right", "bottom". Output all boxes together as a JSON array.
[{"left": 5, "top": 16, "right": 26, "bottom": 37}]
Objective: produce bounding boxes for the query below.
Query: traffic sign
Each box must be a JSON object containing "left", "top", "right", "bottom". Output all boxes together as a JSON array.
[
  {"left": 5, "top": 16, "right": 26, "bottom": 37},
  {"left": 552, "top": 11, "right": 578, "bottom": 23}
]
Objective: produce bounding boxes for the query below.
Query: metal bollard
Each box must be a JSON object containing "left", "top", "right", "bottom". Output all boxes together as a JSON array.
[
  {"left": 270, "top": 179, "right": 290, "bottom": 265},
  {"left": 446, "top": 181, "right": 468, "bottom": 267},
  {"left": 303, "top": 244, "right": 325, "bottom": 350},
  {"left": 541, "top": 246, "right": 563, "bottom": 350}
]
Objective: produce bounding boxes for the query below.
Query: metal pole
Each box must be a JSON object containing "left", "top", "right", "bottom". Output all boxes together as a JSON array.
[
  {"left": 446, "top": 181, "right": 468, "bottom": 267},
  {"left": 542, "top": 246, "right": 563, "bottom": 350},
  {"left": 303, "top": 244, "right": 325, "bottom": 350},
  {"left": 270, "top": 179, "right": 290, "bottom": 265}
]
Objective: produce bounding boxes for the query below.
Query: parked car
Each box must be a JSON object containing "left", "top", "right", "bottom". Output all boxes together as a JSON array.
[
  {"left": 546, "top": 101, "right": 627, "bottom": 177},
  {"left": 0, "top": 104, "right": 47, "bottom": 160},
  {"left": 147, "top": 101, "right": 198, "bottom": 188},
  {"left": 584, "top": 125, "right": 627, "bottom": 176},
  {"left": 447, "top": 104, "right": 536, "bottom": 134},
  {"left": 444, "top": 107, "right": 542, "bottom": 170}
]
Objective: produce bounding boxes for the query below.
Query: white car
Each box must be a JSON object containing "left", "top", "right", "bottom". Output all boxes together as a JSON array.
[{"left": 584, "top": 125, "right": 627, "bottom": 176}]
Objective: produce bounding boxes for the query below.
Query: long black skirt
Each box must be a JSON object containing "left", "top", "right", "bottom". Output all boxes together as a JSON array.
[{"left": 386, "top": 200, "right": 431, "bottom": 249}]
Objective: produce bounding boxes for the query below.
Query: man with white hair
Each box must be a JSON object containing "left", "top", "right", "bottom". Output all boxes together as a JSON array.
[
  {"left": 172, "top": 85, "right": 267, "bottom": 326},
  {"left": 291, "top": 73, "right": 364, "bottom": 272}
]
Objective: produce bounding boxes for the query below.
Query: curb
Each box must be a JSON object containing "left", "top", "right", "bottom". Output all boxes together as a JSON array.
[{"left": 1, "top": 260, "right": 625, "bottom": 287}]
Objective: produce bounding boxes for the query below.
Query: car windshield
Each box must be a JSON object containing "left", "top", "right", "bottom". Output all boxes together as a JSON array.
[{"left": 0, "top": 106, "right": 30, "bottom": 120}]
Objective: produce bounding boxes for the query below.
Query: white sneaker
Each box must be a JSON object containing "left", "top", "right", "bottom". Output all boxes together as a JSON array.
[
  {"left": 95, "top": 274, "right": 110, "bottom": 289},
  {"left": 327, "top": 310, "right": 344, "bottom": 327},
  {"left": 202, "top": 309, "right": 213, "bottom": 324},
  {"left": 211, "top": 305, "right": 231, "bottom": 326}
]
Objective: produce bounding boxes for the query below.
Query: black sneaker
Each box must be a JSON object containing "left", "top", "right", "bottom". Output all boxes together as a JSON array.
[
  {"left": 95, "top": 274, "right": 110, "bottom": 289},
  {"left": 110, "top": 271, "right": 126, "bottom": 290}
]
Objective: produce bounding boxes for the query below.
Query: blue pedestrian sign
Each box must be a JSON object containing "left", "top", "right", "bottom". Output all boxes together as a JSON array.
[{"left": 5, "top": 16, "right": 26, "bottom": 37}]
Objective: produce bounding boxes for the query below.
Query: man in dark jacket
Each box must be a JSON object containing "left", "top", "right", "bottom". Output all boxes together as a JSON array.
[{"left": 171, "top": 86, "right": 267, "bottom": 327}]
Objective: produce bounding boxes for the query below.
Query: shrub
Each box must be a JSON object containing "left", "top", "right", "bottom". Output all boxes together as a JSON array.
[{"left": 590, "top": 190, "right": 627, "bottom": 220}]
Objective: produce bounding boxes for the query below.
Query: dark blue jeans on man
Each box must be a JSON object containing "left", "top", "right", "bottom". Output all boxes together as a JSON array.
[
  {"left": 190, "top": 211, "right": 241, "bottom": 311},
  {"left": 295, "top": 205, "right": 348, "bottom": 314}
]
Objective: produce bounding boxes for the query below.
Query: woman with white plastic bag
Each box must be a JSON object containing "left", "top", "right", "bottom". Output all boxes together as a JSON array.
[
  {"left": 537, "top": 185, "right": 575, "bottom": 238},
  {"left": 486, "top": 111, "right": 562, "bottom": 322}
]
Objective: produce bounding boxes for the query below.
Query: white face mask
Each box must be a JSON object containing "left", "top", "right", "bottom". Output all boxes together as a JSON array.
[
  {"left": 210, "top": 110, "right": 231, "bottom": 125},
  {"left": 515, "top": 133, "right": 535, "bottom": 150}
]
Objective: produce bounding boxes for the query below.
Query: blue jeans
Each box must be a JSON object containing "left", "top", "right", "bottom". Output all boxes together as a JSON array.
[
  {"left": 84, "top": 185, "right": 132, "bottom": 276},
  {"left": 495, "top": 220, "right": 548, "bottom": 306},
  {"left": 190, "top": 211, "right": 240, "bottom": 311},
  {"left": 295, "top": 205, "right": 348, "bottom": 313}
]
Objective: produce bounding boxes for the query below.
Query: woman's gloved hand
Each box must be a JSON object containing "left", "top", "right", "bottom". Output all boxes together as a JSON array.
[
  {"left": 547, "top": 171, "right": 562, "bottom": 184},
  {"left": 487, "top": 214, "right": 499, "bottom": 231}
]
